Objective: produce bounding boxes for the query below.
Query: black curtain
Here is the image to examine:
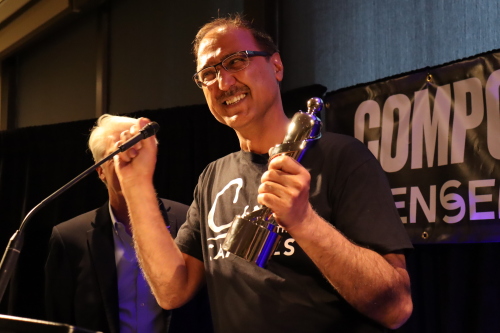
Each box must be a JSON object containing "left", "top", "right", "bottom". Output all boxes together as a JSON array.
[{"left": 400, "top": 242, "right": 500, "bottom": 333}]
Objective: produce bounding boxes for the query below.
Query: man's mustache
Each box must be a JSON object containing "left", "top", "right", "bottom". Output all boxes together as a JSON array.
[{"left": 218, "top": 86, "right": 250, "bottom": 103}]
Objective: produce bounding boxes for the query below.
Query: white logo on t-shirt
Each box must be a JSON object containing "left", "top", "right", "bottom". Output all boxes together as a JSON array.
[{"left": 206, "top": 178, "right": 296, "bottom": 261}]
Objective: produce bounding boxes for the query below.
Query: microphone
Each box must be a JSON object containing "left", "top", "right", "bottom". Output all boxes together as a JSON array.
[
  {"left": 118, "top": 121, "right": 160, "bottom": 152},
  {"left": 0, "top": 120, "right": 160, "bottom": 302}
]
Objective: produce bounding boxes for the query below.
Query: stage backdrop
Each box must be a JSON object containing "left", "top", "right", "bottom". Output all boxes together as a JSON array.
[{"left": 324, "top": 50, "right": 500, "bottom": 244}]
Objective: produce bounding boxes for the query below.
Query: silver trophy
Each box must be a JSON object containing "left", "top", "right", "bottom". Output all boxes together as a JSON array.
[{"left": 222, "top": 97, "right": 323, "bottom": 267}]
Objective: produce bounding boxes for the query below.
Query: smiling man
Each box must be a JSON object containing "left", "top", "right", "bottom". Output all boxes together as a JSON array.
[
  {"left": 194, "top": 27, "right": 286, "bottom": 149},
  {"left": 114, "top": 14, "right": 413, "bottom": 333}
]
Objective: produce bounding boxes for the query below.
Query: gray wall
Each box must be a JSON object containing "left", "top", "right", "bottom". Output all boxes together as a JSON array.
[
  {"left": 280, "top": 0, "right": 500, "bottom": 92},
  {"left": 16, "top": 14, "right": 98, "bottom": 127},
  {"left": 107, "top": 0, "right": 244, "bottom": 115},
  {"left": 10, "top": 0, "right": 246, "bottom": 127},
  {"left": 5, "top": 0, "right": 500, "bottom": 127}
]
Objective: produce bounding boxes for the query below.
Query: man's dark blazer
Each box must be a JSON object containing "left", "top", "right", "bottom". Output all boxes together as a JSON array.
[{"left": 45, "top": 199, "right": 213, "bottom": 333}]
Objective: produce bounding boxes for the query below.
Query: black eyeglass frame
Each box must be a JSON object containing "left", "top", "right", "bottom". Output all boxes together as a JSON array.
[{"left": 192, "top": 50, "right": 271, "bottom": 88}]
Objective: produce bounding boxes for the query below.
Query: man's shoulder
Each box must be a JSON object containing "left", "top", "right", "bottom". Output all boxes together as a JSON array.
[
  {"left": 52, "top": 207, "right": 103, "bottom": 235},
  {"left": 198, "top": 151, "right": 241, "bottom": 178},
  {"left": 159, "top": 198, "right": 189, "bottom": 215},
  {"left": 315, "top": 131, "right": 375, "bottom": 160},
  {"left": 209, "top": 150, "right": 240, "bottom": 166},
  {"left": 319, "top": 131, "right": 366, "bottom": 148}
]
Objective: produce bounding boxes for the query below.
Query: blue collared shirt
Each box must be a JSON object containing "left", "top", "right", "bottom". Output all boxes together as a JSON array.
[{"left": 110, "top": 205, "right": 167, "bottom": 333}]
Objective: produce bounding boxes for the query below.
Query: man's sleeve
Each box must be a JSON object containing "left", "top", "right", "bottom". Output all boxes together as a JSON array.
[
  {"left": 334, "top": 151, "right": 413, "bottom": 254},
  {"left": 175, "top": 199, "right": 204, "bottom": 262},
  {"left": 44, "top": 227, "right": 75, "bottom": 324}
]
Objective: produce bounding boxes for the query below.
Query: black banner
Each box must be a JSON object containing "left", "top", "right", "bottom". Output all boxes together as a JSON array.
[{"left": 324, "top": 51, "right": 500, "bottom": 243}]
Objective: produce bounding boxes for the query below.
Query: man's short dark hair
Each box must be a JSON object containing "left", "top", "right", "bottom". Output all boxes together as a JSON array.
[{"left": 193, "top": 13, "right": 279, "bottom": 61}]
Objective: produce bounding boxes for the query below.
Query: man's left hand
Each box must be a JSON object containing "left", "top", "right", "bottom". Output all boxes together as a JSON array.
[{"left": 257, "top": 154, "right": 312, "bottom": 230}]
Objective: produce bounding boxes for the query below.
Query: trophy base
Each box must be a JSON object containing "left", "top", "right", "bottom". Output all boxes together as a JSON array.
[{"left": 222, "top": 215, "right": 281, "bottom": 267}]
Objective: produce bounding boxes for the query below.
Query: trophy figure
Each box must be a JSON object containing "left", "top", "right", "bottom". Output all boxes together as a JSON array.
[{"left": 222, "top": 97, "right": 323, "bottom": 268}]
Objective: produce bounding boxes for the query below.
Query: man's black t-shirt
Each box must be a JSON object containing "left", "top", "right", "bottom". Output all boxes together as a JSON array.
[{"left": 176, "top": 132, "right": 412, "bottom": 333}]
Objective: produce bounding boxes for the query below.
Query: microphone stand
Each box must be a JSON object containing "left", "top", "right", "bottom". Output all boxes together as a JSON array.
[{"left": 0, "top": 122, "right": 159, "bottom": 303}]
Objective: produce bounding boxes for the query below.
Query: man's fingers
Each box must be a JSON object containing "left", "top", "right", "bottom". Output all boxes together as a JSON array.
[
  {"left": 120, "top": 128, "right": 142, "bottom": 152},
  {"left": 268, "top": 155, "right": 302, "bottom": 174},
  {"left": 263, "top": 155, "right": 309, "bottom": 185},
  {"left": 137, "top": 117, "right": 151, "bottom": 129},
  {"left": 258, "top": 181, "right": 285, "bottom": 198}
]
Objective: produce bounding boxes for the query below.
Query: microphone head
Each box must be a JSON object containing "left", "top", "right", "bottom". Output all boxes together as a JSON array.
[{"left": 141, "top": 121, "right": 160, "bottom": 138}]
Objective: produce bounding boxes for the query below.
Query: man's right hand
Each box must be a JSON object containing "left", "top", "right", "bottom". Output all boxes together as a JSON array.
[{"left": 113, "top": 117, "right": 158, "bottom": 190}]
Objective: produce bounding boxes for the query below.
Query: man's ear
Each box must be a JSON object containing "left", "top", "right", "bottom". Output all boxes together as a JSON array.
[
  {"left": 97, "top": 166, "right": 106, "bottom": 183},
  {"left": 271, "top": 53, "right": 284, "bottom": 82}
]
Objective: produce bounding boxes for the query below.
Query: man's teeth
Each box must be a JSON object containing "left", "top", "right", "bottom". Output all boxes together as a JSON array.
[{"left": 225, "top": 94, "right": 246, "bottom": 105}]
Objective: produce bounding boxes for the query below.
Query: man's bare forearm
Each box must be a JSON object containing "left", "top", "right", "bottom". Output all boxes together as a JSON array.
[
  {"left": 287, "top": 209, "right": 412, "bottom": 329},
  {"left": 113, "top": 118, "right": 204, "bottom": 309},
  {"left": 123, "top": 180, "right": 203, "bottom": 309}
]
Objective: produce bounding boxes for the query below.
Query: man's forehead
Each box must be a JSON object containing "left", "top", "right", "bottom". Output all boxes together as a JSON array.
[
  {"left": 196, "top": 27, "right": 255, "bottom": 69},
  {"left": 104, "top": 123, "right": 135, "bottom": 145},
  {"left": 104, "top": 132, "right": 121, "bottom": 148},
  {"left": 197, "top": 35, "right": 222, "bottom": 67}
]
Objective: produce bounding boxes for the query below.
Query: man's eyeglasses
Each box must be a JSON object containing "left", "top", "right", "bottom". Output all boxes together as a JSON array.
[{"left": 193, "top": 50, "right": 271, "bottom": 88}]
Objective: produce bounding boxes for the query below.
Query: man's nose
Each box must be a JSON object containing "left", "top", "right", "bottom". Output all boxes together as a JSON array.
[{"left": 216, "top": 67, "right": 236, "bottom": 91}]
